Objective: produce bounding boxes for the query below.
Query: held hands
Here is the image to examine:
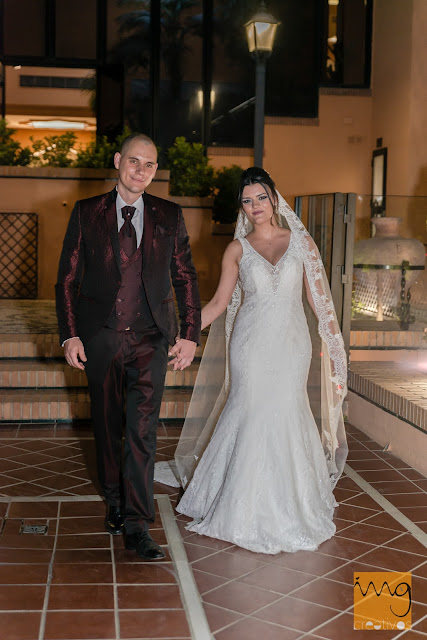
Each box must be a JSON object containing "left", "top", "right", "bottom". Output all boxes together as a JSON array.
[
  {"left": 168, "top": 338, "right": 196, "bottom": 371},
  {"left": 64, "top": 337, "right": 87, "bottom": 370}
]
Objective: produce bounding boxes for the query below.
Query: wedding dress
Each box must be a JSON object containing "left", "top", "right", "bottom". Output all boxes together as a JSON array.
[
  {"left": 175, "top": 234, "right": 338, "bottom": 554},
  {"left": 155, "top": 193, "right": 348, "bottom": 554}
]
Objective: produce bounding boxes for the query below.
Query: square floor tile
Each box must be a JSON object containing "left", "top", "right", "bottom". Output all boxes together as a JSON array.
[
  {"left": 184, "top": 542, "right": 219, "bottom": 563},
  {"left": 254, "top": 595, "right": 335, "bottom": 633},
  {"left": 44, "top": 611, "right": 116, "bottom": 639},
  {"left": 202, "top": 602, "right": 242, "bottom": 633},
  {"left": 118, "top": 584, "right": 182, "bottom": 609},
  {"left": 386, "top": 493, "right": 427, "bottom": 508},
  {"left": 0, "top": 585, "right": 45, "bottom": 610},
  {"left": 57, "top": 516, "right": 105, "bottom": 535},
  {"left": 59, "top": 501, "right": 105, "bottom": 517},
  {"left": 315, "top": 537, "right": 376, "bottom": 560},
  {"left": 115, "top": 563, "right": 177, "bottom": 584},
  {"left": 119, "top": 610, "right": 190, "bottom": 638},
  {"left": 0, "top": 564, "right": 49, "bottom": 585},
  {"left": 240, "top": 564, "right": 315, "bottom": 595},
  {"left": 291, "top": 576, "right": 354, "bottom": 610},
  {"left": 356, "top": 546, "right": 427, "bottom": 572},
  {"left": 335, "top": 523, "right": 401, "bottom": 545},
  {"left": 48, "top": 584, "right": 114, "bottom": 609},
  {"left": 384, "top": 534, "right": 427, "bottom": 556},
  {"left": 361, "top": 512, "right": 407, "bottom": 532},
  {"left": 314, "top": 612, "right": 402, "bottom": 639},
  {"left": 203, "top": 580, "right": 282, "bottom": 615},
  {"left": 191, "top": 551, "right": 265, "bottom": 580},
  {"left": 0, "top": 612, "right": 41, "bottom": 640},
  {"left": 0, "top": 534, "right": 55, "bottom": 550},
  {"left": 51, "top": 563, "right": 113, "bottom": 584},
  {"left": 192, "top": 569, "right": 228, "bottom": 595},
  {"left": 0, "top": 548, "right": 52, "bottom": 564},
  {"left": 215, "top": 616, "right": 301, "bottom": 640},
  {"left": 56, "top": 534, "right": 111, "bottom": 549},
  {"left": 54, "top": 549, "right": 112, "bottom": 564},
  {"left": 343, "top": 494, "right": 383, "bottom": 510},
  {"left": 273, "top": 551, "right": 346, "bottom": 576}
]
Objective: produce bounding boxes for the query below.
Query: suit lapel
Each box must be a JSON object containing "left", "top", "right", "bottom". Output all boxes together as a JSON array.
[
  {"left": 142, "top": 193, "right": 155, "bottom": 268},
  {"left": 104, "top": 189, "right": 121, "bottom": 270}
]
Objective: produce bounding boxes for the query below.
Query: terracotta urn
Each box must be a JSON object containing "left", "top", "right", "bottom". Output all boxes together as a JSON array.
[{"left": 353, "top": 217, "right": 425, "bottom": 321}]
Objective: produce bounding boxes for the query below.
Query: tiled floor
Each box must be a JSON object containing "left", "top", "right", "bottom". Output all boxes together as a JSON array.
[{"left": 0, "top": 421, "right": 426, "bottom": 639}]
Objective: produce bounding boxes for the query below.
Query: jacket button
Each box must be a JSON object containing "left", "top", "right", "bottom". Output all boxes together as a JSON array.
[
  {"left": 136, "top": 312, "right": 140, "bottom": 317},
  {"left": 117, "top": 312, "right": 122, "bottom": 316},
  {"left": 117, "top": 298, "right": 122, "bottom": 302}
]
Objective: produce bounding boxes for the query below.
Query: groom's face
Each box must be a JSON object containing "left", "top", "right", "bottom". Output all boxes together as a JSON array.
[{"left": 114, "top": 139, "right": 158, "bottom": 203}]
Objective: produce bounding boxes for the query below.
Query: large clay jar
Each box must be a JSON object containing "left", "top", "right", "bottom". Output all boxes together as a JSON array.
[{"left": 353, "top": 217, "right": 425, "bottom": 321}]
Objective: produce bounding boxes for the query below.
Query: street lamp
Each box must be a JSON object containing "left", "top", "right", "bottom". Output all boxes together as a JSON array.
[{"left": 245, "top": 3, "right": 280, "bottom": 167}]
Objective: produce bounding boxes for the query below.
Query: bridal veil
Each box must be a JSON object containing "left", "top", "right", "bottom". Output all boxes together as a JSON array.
[{"left": 166, "top": 192, "right": 348, "bottom": 489}]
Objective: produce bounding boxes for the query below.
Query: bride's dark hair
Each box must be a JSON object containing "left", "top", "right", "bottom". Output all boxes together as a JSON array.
[{"left": 238, "top": 166, "right": 282, "bottom": 226}]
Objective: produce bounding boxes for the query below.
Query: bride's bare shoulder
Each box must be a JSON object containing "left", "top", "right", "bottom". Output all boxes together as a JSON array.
[{"left": 223, "top": 238, "right": 243, "bottom": 262}]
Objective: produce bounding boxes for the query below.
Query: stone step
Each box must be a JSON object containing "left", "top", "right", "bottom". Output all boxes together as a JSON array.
[
  {"left": 0, "top": 388, "right": 191, "bottom": 422},
  {"left": 350, "top": 329, "right": 426, "bottom": 349},
  {"left": 349, "top": 362, "right": 427, "bottom": 432},
  {"left": 0, "top": 360, "right": 198, "bottom": 389},
  {"left": 0, "top": 333, "right": 208, "bottom": 359}
]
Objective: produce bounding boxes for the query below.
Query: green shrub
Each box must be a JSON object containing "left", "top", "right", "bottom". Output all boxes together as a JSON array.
[
  {"left": 167, "top": 136, "right": 214, "bottom": 197},
  {"left": 74, "top": 135, "right": 116, "bottom": 168},
  {"left": 0, "top": 119, "right": 31, "bottom": 166},
  {"left": 31, "top": 132, "right": 77, "bottom": 167},
  {"left": 212, "top": 164, "right": 243, "bottom": 224}
]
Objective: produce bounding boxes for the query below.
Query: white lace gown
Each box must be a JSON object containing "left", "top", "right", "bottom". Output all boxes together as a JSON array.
[{"left": 176, "top": 235, "right": 337, "bottom": 554}]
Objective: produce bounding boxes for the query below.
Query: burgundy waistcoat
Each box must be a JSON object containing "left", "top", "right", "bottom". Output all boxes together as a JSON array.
[{"left": 106, "top": 245, "right": 155, "bottom": 331}]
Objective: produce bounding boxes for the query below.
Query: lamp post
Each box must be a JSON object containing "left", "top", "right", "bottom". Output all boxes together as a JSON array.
[{"left": 245, "top": 3, "right": 280, "bottom": 167}]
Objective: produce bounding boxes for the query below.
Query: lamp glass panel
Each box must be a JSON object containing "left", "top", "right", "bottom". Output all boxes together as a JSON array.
[
  {"left": 246, "top": 24, "right": 256, "bottom": 52},
  {"left": 254, "top": 22, "right": 277, "bottom": 51}
]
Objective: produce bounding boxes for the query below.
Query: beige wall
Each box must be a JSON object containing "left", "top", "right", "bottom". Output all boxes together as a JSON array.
[
  {"left": 209, "top": 93, "right": 373, "bottom": 201},
  {"left": 371, "top": 0, "right": 427, "bottom": 197},
  {"left": 407, "top": 0, "right": 427, "bottom": 197},
  {"left": 6, "top": 66, "right": 94, "bottom": 112},
  {"left": 0, "top": 169, "right": 168, "bottom": 300},
  {"left": 0, "top": 169, "right": 220, "bottom": 301},
  {"left": 264, "top": 95, "right": 372, "bottom": 199}
]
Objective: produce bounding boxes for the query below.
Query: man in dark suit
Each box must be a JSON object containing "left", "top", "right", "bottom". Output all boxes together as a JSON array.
[{"left": 56, "top": 133, "right": 201, "bottom": 560}]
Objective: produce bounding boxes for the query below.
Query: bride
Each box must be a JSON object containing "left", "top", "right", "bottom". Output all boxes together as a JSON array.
[{"left": 159, "top": 167, "right": 348, "bottom": 554}]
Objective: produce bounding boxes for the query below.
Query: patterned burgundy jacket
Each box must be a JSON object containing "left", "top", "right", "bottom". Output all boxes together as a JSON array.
[{"left": 55, "top": 188, "right": 201, "bottom": 346}]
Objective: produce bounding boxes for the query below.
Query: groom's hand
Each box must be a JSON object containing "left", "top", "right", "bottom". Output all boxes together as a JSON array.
[
  {"left": 168, "top": 339, "right": 196, "bottom": 371},
  {"left": 64, "top": 337, "right": 87, "bottom": 370}
]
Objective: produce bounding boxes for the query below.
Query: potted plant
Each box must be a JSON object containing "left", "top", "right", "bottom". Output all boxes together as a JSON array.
[{"left": 212, "top": 164, "right": 243, "bottom": 235}]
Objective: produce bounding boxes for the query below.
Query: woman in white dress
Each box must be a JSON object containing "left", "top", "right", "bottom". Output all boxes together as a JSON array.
[{"left": 162, "top": 168, "right": 348, "bottom": 554}]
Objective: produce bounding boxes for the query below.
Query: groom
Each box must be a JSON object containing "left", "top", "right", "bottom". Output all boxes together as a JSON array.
[{"left": 56, "top": 133, "right": 201, "bottom": 560}]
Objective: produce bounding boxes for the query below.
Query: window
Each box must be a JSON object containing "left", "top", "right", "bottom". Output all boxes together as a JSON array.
[
  {"left": 20, "top": 75, "right": 88, "bottom": 89},
  {"left": 321, "top": 0, "right": 373, "bottom": 87}
]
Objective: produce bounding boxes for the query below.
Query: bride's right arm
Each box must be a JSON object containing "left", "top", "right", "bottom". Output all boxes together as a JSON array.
[{"left": 201, "top": 240, "right": 242, "bottom": 330}]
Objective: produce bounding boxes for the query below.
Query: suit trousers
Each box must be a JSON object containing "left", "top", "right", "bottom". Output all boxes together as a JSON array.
[{"left": 84, "top": 326, "right": 169, "bottom": 533}]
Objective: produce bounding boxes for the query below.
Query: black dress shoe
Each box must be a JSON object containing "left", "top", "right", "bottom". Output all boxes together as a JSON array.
[
  {"left": 104, "top": 505, "right": 124, "bottom": 535},
  {"left": 125, "top": 531, "right": 166, "bottom": 560}
]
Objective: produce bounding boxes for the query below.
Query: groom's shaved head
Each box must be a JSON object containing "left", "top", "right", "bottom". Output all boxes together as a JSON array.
[{"left": 120, "top": 133, "right": 157, "bottom": 159}]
